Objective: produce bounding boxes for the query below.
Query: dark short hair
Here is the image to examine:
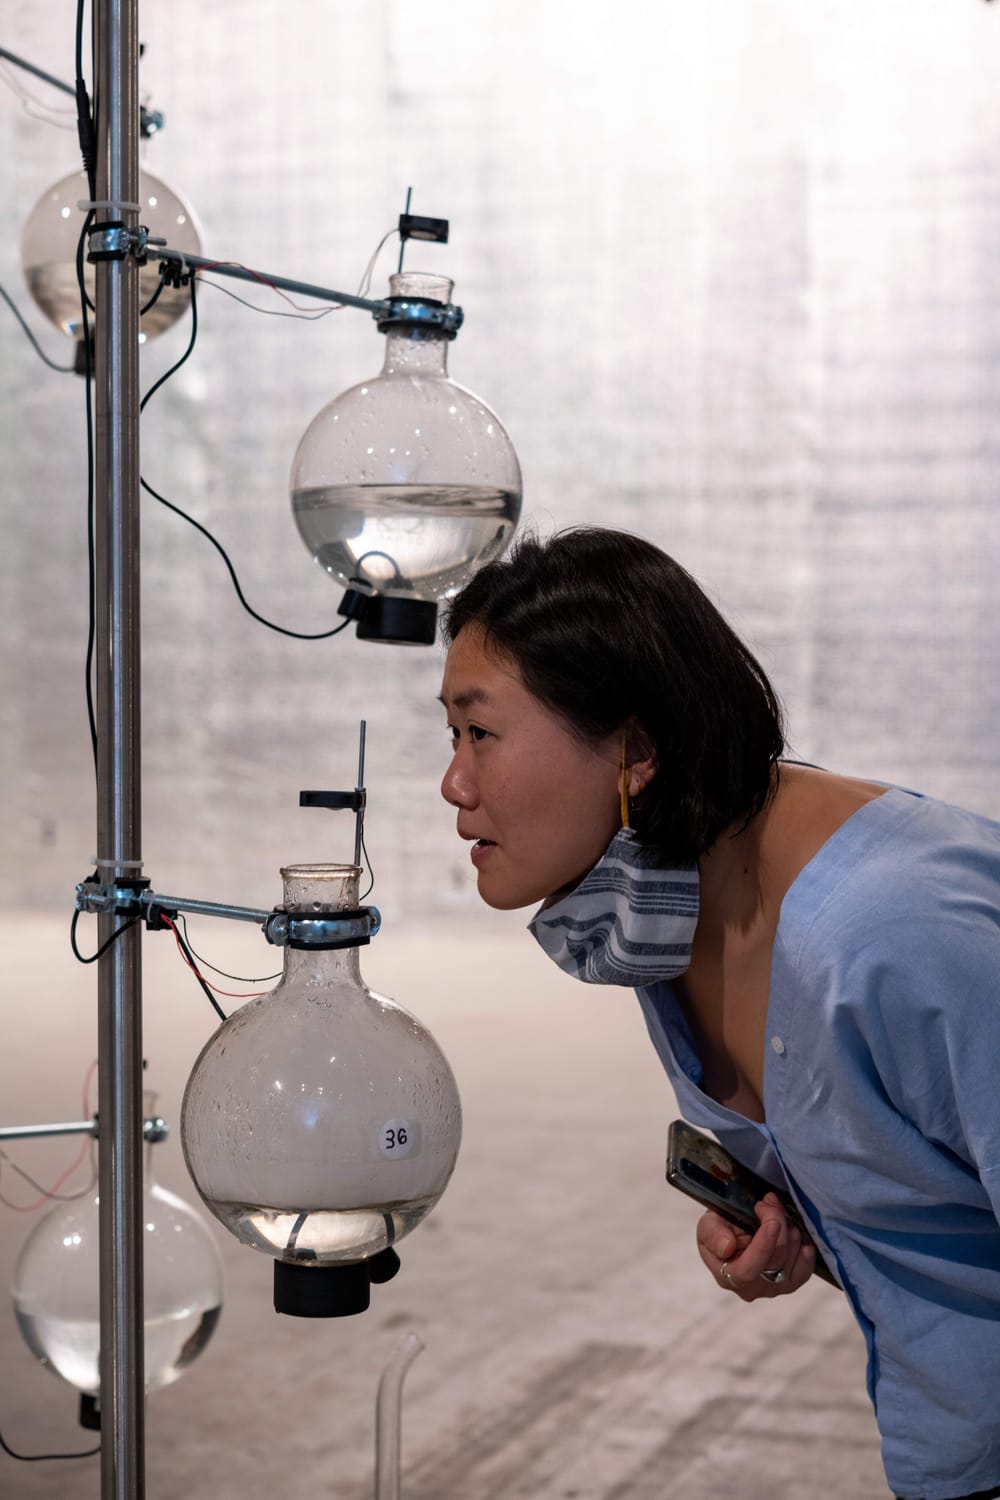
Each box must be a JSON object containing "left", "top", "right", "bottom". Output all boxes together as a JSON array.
[{"left": 443, "top": 527, "right": 784, "bottom": 861}]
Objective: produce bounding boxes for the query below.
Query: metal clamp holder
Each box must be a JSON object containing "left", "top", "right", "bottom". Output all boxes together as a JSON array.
[
  {"left": 75, "top": 878, "right": 381, "bottom": 948},
  {"left": 76, "top": 724, "right": 379, "bottom": 950},
  {"left": 87, "top": 222, "right": 153, "bottom": 264},
  {"left": 376, "top": 295, "right": 464, "bottom": 337},
  {"left": 268, "top": 908, "right": 381, "bottom": 949}
]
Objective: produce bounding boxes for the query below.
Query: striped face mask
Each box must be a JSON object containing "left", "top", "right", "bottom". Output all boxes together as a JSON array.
[{"left": 528, "top": 828, "right": 699, "bottom": 986}]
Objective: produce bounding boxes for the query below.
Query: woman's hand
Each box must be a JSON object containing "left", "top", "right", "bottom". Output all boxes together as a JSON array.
[{"left": 696, "top": 1192, "right": 816, "bottom": 1300}]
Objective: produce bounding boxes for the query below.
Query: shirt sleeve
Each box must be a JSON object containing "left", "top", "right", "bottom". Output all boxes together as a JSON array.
[{"left": 835, "top": 898, "right": 1000, "bottom": 1222}]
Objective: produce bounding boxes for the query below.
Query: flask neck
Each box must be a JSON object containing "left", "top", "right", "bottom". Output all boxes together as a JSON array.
[
  {"left": 278, "top": 865, "right": 365, "bottom": 988},
  {"left": 281, "top": 866, "right": 360, "bottom": 909},
  {"left": 281, "top": 940, "right": 363, "bottom": 986},
  {"left": 381, "top": 326, "right": 450, "bottom": 377}
]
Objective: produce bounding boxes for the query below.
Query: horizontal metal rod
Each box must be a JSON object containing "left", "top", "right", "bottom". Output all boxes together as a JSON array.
[
  {"left": 141, "top": 891, "right": 273, "bottom": 924},
  {"left": 148, "top": 248, "right": 386, "bottom": 313},
  {"left": 0, "top": 44, "right": 76, "bottom": 97},
  {"left": 0, "top": 1120, "right": 97, "bottom": 1141},
  {"left": 0, "top": 1117, "right": 168, "bottom": 1143}
]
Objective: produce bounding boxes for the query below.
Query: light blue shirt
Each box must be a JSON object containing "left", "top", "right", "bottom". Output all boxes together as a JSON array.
[{"left": 637, "top": 787, "right": 1000, "bottom": 1500}]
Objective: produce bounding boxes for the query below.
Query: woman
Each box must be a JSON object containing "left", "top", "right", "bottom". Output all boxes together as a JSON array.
[{"left": 438, "top": 527, "right": 1000, "bottom": 1500}]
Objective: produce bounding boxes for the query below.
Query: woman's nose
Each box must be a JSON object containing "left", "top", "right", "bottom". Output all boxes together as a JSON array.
[{"left": 441, "top": 752, "right": 477, "bottom": 809}]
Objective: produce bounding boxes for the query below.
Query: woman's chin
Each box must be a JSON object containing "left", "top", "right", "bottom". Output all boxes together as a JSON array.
[{"left": 475, "top": 867, "right": 541, "bottom": 912}]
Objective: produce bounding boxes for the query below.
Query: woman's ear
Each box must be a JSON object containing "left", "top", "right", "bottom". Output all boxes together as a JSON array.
[
  {"left": 625, "top": 724, "right": 657, "bottom": 796},
  {"left": 628, "top": 755, "right": 656, "bottom": 797}
]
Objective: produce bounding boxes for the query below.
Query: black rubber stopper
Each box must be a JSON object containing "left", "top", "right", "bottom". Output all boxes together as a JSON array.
[
  {"left": 368, "top": 1247, "right": 401, "bottom": 1284},
  {"left": 273, "top": 1258, "right": 372, "bottom": 1318},
  {"left": 353, "top": 595, "right": 438, "bottom": 646},
  {"left": 79, "top": 1392, "right": 101, "bottom": 1430}
]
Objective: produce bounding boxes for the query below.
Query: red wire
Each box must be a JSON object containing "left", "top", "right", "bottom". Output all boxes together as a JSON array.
[
  {"left": 193, "top": 259, "right": 344, "bottom": 315},
  {"left": 160, "top": 915, "right": 270, "bottom": 999},
  {"left": 0, "top": 1058, "right": 99, "bottom": 1212}
]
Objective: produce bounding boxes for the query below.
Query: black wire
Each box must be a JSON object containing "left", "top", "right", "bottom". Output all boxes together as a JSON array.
[
  {"left": 72, "top": 0, "right": 99, "bottom": 773},
  {"left": 140, "top": 473, "right": 352, "bottom": 640},
  {"left": 285, "top": 1211, "right": 308, "bottom": 1254},
  {"left": 139, "top": 275, "right": 351, "bottom": 641},
  {"left": 170, "top": 924, "right": 228, "bottom": 1023},
  {"left": 139, "top": 272, "right": 198, "bottom": 413},
  {"left": 0, "top": 282, "right": 76, "bottom": 372},
  {"left": 70, "top": 909, "right": 139, "bottom": 964},
  {"left": 77, "top": 211, "right": 98, "bottom": 772},
  {"left": 361, "top": 824, "right": 375, "bottom": 901},
  {"left": 176, "top": 915, "right": 280, "bottom": 984},
  {"left": 139, "top": 275, "right": 167, "bottom": 318},
  {"left": 0, "top": 1426, "right": 99, "bottom": 1463},
  {"left": 74, "top": 0, "right": 95, "bottom": 200}
]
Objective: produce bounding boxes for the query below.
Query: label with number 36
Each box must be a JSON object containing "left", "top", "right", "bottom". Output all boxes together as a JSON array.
[{"left": 378, "top": 1120, "right": 420, "bottom": 1159}]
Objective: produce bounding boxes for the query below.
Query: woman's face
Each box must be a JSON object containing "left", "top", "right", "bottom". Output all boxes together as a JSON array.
[{"left": 439, "top": 625, "right": 622, "bottom": 910}]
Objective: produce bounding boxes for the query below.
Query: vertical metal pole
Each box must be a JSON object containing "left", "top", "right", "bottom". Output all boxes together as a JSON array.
[{"left": 93, "top": 0, "right": 144, "bottom": 1491}]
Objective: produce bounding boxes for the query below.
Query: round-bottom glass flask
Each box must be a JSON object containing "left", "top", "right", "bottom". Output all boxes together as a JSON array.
[
  {"left": 290, "top": 271, "right": 522, "bottom": 638},
  {"left": 11, "top": 1101, "right": 223, "bottom": 1395},
  {"left": 180, "top": 866, "right": 462, "bottom": 1310},
  {"left": 21, "top": 166, "right": 202, "bottom": 343}
]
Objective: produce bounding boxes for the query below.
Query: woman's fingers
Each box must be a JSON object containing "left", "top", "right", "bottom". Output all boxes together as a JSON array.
[
  {"left": 695, "top": 1208, "right": 751, "bottom": 1267},
  {"left": 697, "top": 1195, "right": 815, "bottom": 1301},
  {"left": 754, "top": 1193, "right": 791, "bottom": 1269}
]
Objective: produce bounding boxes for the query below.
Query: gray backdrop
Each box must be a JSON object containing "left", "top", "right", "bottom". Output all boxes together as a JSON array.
[{"left": 1, "top": 0, "right": 998, "bottom": 925}]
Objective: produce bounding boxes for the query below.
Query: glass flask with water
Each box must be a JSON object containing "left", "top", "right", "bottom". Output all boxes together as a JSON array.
[
  {"left": 180, "top": 865, "right": 462, "bottom": 1316},
  {"left": 21, "top": 166, "right": 202, "bottom": 344},
  {"left": 11, "top": 1093, "right": 223, "bottom": 1396},
  {"left": 290, "top": 271, "right": 521, "bottom": 642}
]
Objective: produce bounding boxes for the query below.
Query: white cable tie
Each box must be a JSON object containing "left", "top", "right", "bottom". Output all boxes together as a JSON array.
[
  {"left": 77, "top": 199, "right": 142, "bottom": 213},
  {"left": 90, "top": 857, "right": 144, "bottom": 869}
]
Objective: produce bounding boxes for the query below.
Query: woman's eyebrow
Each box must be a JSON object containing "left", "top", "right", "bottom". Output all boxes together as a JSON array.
[{"left": 437, "top": 688, "right": 494, "bottom": 710}]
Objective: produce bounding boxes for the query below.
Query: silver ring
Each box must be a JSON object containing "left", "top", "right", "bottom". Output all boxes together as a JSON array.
[
  {"left": 760, "top": 1268, "right": 786, "bottom": 1284},
  {"left": 719, "top": 1261, "right": 740, "bottom": 1291}
]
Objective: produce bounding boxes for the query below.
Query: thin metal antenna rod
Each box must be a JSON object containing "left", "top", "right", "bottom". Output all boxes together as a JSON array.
[
  {"left": 355, "top": 720, "right": 367, "bottom": 867},
  {"left": 397, "top": 186, "right": 413, "bottom": 273},
  {"left": 93, "top": 0, "right": 145, "bottom": 1491}
]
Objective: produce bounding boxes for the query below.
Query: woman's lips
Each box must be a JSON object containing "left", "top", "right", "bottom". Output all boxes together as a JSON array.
[{"left": 470, "top": 838, "right": 496, "bottom": 867}]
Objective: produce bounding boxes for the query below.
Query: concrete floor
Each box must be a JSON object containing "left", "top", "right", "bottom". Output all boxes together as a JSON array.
[{"left": 0, "top": 916, "right": 890, "bottom": 1499}]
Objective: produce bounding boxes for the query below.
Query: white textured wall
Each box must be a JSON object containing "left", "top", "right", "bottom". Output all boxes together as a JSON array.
[{"left": 1, "top": 0, "right": 999, "bottom": 929}]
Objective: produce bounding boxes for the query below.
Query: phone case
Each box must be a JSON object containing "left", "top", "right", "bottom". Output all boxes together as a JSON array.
[{"left": 665, "top": 1119, "right": 839, "bottom": 1287}]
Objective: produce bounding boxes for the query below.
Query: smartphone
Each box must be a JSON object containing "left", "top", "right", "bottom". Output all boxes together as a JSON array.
[{"left": 665, "top": 1119, "right": 838, "bottom": 1288}]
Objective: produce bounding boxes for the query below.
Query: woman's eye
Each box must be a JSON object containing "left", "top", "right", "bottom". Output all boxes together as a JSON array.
[{"left": 447, "top": 723, "right": 490, "bottom": 745}]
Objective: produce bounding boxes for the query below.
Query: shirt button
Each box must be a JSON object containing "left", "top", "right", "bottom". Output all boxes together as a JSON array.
[{"left": 770, "top": 1036, "right": 785, "bottom": 1055}]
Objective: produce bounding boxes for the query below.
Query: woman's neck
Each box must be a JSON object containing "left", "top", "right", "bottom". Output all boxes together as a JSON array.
[{"left": 693, "top": 762, "right": 890, "bottom": 960}]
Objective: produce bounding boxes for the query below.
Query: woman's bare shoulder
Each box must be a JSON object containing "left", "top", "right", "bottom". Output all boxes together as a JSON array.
[{"left": 762, "top": 763, "right": 889, "bottom": 898}]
